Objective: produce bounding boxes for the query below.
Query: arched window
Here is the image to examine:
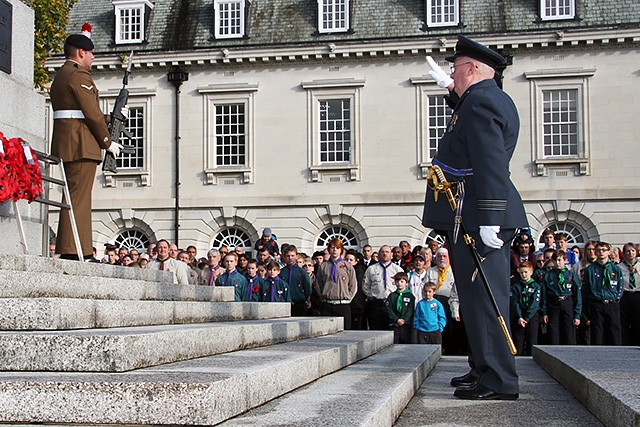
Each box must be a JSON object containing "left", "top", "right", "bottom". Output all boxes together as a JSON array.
[
  {"left": 315, "top": 226, "right": 358, "bottom": 251},
  {"left": 211, "top": 228, "right": 253, "bottom": 253},
  {"left": 537, "top": 222, "right": 586, "bottom": 248},
  {"left": 115, "top": 229, "right": 150, "bottom": 252}
]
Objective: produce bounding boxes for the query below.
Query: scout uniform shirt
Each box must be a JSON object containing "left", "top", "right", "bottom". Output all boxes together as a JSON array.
[
  {"left": 262, "top": 276, "right": 291, "bottom": 302},
  {"left": 215, "top": 270, "right": 249, "bottom": 302},
  {"left": 413, "top": 298, "right": 447, "bottom": 333},
  {"left": 245, "top": 274, "right": 265, "bottom": 302},
  {"left": 385, "top": 288, "right": 415, "bottom": 326},
  {"left": 510, "top": 279, "right": 542, "bottom": 323},
  {"left": 619, "top": 259, "right": 640, "bottom": 293},
  {"left": 279, "top": 264, "right": 312, "bottom": 303},
  {"left": 541, "top": 267, "right": 582, "bottom": 319},
  {"left": 583, "top": 261, "right": 625, "bottom": 302}
]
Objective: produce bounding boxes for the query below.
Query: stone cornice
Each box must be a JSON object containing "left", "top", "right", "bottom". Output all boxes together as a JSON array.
[{"left": 46, "top": 27, "right": 640, "bottom": 72}]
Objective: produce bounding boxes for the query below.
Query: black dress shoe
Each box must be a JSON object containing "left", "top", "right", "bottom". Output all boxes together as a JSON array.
[
  {"left": 450, "top": 372, "right": 479, "bottom": 387},
  {"left": 454, "top": 384, "right": 519, "bottom": 400}
]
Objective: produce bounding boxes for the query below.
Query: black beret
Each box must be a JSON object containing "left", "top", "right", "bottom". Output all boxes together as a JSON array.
[
  {"left": 445, "top": 35, "right": 506, "bottom": 70},
  {"left": 66, "top": 34, "right": 94, "bottom": 51}
]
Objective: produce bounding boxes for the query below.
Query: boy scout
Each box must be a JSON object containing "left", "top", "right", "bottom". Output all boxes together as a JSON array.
[{"left": 583, "top": 241, "right": 624, "bottom": 345}]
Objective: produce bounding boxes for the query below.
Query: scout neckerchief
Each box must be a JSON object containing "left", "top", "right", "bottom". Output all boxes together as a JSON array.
[
  {"left": 247, "top": 275, "right": 258, "bottom": 300},
  {"left": 623, "top": 260, "right": 637, "bottom": 289},
  {"left": 520, "top": 278, "right": 535, "bottom": 305},
  {"left": 208, "top": 265, "right": 221, "bottom": 286},
  {"left": 223, "top": 269, "right": 237, "bottom": 287},
  {"left": 595, "top": 260, "right": 612, "bottom": 290},
  {"left": 396, "top": 288, "right": 410, "bottom": 312},
  {"left": 380, "top": 261, "right": 392, "bottom": 289},
  {"left": 556, "top": 267, "right": 568, "bottom": 291},
  {"left": 330, "top": 257, "right": 343, "bottom": 283},
  {"left": 288, "top": 264, "right": 295, "bottom": 286},
  {"left": 437, "top": 265, "right": 450, "bottom": 291},
  {"left": 266, "top": 277, "right": 277, "bottom": 302}
]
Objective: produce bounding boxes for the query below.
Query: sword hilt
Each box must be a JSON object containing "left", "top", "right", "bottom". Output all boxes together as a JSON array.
[{"left": 428, "top": 165, "right": 458, "bottom": 211}]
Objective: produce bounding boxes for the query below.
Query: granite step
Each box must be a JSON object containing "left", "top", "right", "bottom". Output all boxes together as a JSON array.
[
  {"left": 0, "top": 316, "right": 343, "bottom": 372},
  {"left": 533, "top": 345, "right": 640, "bottom": 427},
  {"left": 0, "top": 253, "right": 171, "bottom": 282},
  {"left": 0, "top": 269, "right": 234, "bottom": 302},
  {"left": 220, "top": 344, "right": 440, "bottom": 427},
  {"left": 0, "top": 330, "right": 393, "bottom": 426},
  {"left": 0, "top": 298, "right": 291, "bottom": 330}
]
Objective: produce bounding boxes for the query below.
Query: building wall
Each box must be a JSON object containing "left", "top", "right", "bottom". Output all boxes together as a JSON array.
[
  {"left": 0, "top": 0, "right": 46, "bottom": 256},
  {"left": 47, "top": 39, "right": 640, "bottom": 256}
]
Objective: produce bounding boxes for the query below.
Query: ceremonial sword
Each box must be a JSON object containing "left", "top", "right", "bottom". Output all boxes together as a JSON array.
[{"left": 427, "top": 165, "right": 517, "bottom": 355}]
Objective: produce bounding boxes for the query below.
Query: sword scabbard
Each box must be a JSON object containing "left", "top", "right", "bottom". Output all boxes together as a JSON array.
[{"left": 498, "top": 315, "right": 518, "bottom": 355}]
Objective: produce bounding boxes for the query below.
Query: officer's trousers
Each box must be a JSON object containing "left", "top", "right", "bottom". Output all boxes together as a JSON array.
[{"left": 448, "top": 229, "right": 519, "bottom": 395}]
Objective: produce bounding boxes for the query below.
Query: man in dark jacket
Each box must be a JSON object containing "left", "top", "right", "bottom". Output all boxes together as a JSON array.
[{"left": 422, "top": 35, "right": 527, "bottom": 401}]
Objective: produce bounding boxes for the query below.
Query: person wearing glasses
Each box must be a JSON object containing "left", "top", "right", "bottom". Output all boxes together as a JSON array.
[
  {"left": 422, "top": 35, "right": 526, "bottom": 401},
  {"left": 582, "top": 241, "right": 624, "bottom": 345}
]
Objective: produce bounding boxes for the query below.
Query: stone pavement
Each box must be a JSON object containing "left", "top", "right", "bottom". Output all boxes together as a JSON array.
[{"left": 395, "top": 355, "right": 603, "bottom": 427}]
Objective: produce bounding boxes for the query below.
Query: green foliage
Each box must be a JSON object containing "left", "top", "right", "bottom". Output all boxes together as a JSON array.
[{"left": 22, "top": 0, "right": 77, "bottom": 91}]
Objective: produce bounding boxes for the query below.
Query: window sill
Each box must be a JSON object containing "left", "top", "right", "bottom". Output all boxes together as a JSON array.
[
  {"left": 534, "top": 158, "right": 589, "bottom": 176},
  {"left": 310, "top": 164, "right": 359, "bottom": 182},
  {"left": 103, "top": 170, "right": 150, "bottom": 187},
  {"left": 418, "top": 162, "right": 433, "bottom": 180},
  {"left": 205, "top": 167, "right": 252, "bottom": 185}
]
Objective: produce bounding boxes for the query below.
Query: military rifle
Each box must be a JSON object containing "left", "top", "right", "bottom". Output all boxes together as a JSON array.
[{"left": 102, "top": 51, "right": 136, "bottom": 173}]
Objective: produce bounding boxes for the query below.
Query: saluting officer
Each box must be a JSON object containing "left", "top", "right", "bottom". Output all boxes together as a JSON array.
[
  {"left": 422, "top": 35, "right": 527, "bottom": 400},
  {"left": 50, "top": 24, "right": 123, "bottom": 259}
]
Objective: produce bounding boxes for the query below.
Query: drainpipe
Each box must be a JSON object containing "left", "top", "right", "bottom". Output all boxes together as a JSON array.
[{"left": 167, "top": 70, "right": 189, "bottom": 246}]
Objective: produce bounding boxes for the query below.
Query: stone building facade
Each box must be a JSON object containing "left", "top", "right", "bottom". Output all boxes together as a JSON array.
[
  {"left": 45, "top": 0, "right": 640, "bottom": 256},
  {"left": 1, "top": 0, "right": 46, "bottom": 255}
]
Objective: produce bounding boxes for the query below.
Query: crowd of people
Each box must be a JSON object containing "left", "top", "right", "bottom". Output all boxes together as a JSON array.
[
  {"left": 52, "top": 226, "right": 638, "bottom": 354},
  {"left": 509, "top": 229, "right": 639, "bottom": 354},
  {"left": 46, "top": 224, "right": 640, "bottom": 355}
]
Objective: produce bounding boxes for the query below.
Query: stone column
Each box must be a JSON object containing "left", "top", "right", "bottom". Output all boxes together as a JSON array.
[{"left": 0, "top": 0, "right": 46, "bottom": 255}]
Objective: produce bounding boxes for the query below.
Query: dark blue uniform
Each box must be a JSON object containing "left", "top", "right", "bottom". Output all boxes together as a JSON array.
[{"left": 422, "top": 78, "right": 527, "bottom": 396}]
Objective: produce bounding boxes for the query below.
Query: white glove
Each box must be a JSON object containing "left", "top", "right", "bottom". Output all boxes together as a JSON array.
[
  {"left": 426, "top": 56, "right": 454, "bottom": 89},
  {"left": 479, "top": 225, "right": 503, "bottom": 249},
  {"left": 120, "top": 105, "right": 129, "bottom": 120},
  {"left": 107, "top": 141, "right": 123, "bottom": 157}
]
